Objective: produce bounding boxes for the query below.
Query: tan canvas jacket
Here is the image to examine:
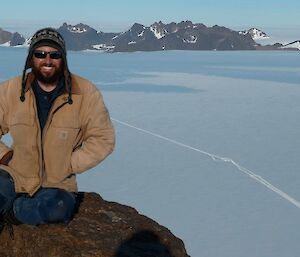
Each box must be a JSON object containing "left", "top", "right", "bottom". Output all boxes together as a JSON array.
[{"left": 0, "top": 73, "right": 115, "bottom": 195}]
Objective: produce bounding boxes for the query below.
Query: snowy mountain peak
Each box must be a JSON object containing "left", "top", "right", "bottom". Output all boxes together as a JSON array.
[
  {"left": 62, "top": 23, "right": 94, "bottom": 34},
  {"left": 149, "top": 20, "right": 198, "bottom": 39},
  {"left": 68, "top": 25, "right": 87, "bottom": 34},
  {"left": 70, "top": 27, "right": 86, "bottom": 33},
  {"left": 177, "top": 20, "right": 194, "bottom": 29},
  {"left": 150, "top": 22, "right": 168, "bottom": 39},
  {"left": 239, "top": 28, "right": 269, "bottom": 40}
]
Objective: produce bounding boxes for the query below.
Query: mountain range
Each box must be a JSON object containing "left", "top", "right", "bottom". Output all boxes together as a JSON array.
[{"left": 0, "top": 21, "right": 299, "bottom": 52}]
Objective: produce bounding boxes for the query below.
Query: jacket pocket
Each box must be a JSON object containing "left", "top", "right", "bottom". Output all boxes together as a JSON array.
[
  {"left": 9, "top": 113, "right": 35, "bottom": 146},
  {"left": 8, "top": 145, "right": 39, "bottom": 178},
  {"left": 51, "top": 109, "right": 79, "bottom": 129},
  {"left": 9, "top": 113, "right": 39, "bottom": 178},
  {"left": 10, "top": 113, "right": 34, "bottom": 126}
]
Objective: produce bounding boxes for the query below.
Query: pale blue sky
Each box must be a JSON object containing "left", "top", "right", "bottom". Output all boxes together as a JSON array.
[{"left": 1, "top": 0, "right": 300, "bottom": 39}]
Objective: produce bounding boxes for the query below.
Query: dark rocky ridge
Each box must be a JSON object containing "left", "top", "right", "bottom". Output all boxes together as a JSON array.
[
  {"left": 0, "top": 21, "right": 259, "bottom": 52},
  {"left": 96, "top": 21, "right": 258, "bottom": 52},
  {"left": 0, "top": 192, "right": 190, "bottom": 257},
  {"left": 1, "top": 21, "right": 298, "bottom": 52}
]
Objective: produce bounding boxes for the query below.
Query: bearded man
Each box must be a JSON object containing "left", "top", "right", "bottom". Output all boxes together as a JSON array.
[{"left": 0, "top": 28, "right": 115, "bottom": 229}]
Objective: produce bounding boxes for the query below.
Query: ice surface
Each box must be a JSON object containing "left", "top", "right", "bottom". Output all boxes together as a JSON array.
[{"left": 1, "top": 49, "right": 300, "bottom": 257}]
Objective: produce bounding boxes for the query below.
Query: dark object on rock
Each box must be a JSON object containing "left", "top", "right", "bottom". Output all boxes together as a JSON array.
[{"left": 0, "top": 192, "right": 190, "bottom": 257}]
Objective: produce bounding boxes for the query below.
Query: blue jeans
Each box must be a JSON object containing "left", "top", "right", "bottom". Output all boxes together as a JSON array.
[{"left": 0, "top": 169, "right": 76, "bottom": 225}]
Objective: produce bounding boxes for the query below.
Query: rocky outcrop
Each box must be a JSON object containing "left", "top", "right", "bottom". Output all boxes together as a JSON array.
[{"left": 0, "top": 192, "right": 190, "bottom": 257}]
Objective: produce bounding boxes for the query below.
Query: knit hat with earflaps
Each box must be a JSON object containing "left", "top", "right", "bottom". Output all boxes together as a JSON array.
[{"left": 20, "top": 27, "right": 73, "bottom": 104}]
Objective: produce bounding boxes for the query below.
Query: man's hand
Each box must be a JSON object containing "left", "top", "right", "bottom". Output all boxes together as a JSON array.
[{"left": 0, "top": 150, "right": 13, "bottom": 165}]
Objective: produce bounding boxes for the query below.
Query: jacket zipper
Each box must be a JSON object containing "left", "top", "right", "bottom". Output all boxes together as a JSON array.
[
  {"left": 41, "top": 99, "right": 69, "bottom": 182},
  {"left": 32, "top": 88, "right": 70, "bottom": 187},
  {"left": 31, "top": 90, "right": 43, "bottom": 193}
]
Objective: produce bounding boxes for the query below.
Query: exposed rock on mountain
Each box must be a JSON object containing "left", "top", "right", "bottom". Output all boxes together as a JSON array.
[
  {"left": 10, "top": 32, "right": 25, "bottom": 46},
  {"left": 0, "top": 28, "right": 13, "bottom": 44},
  {"left": 255, "top": 42, "right": 283, "bottom": 50},
  {"left": 0, "top": 28, "right": 25, "bottom": 46},
  {"left": 0, "top": 192, "right": 190, "bottom": 257}
]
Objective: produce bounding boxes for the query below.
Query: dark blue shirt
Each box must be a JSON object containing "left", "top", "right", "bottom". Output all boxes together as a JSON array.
[{"left": 32, "top": 78, "right": 65, "bottom": 130}]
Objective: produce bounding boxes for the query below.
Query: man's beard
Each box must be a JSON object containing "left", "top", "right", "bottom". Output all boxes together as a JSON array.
[{"left": 32, "top": 63, "right": 64, "bottom": 84}]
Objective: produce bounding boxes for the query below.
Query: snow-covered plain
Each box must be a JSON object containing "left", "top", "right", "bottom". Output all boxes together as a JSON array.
[{"left": 1, "top": 48, "right": 300, "bottom": 257}]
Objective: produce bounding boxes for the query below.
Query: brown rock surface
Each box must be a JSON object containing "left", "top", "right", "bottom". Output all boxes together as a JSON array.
[{"left": 0, "top": 192, "right": 190, "bottom": 257}]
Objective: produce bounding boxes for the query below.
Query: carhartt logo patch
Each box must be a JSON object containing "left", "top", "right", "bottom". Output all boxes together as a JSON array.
[{"left": 59, "top": 131, "right": 68, "bottom": 140}]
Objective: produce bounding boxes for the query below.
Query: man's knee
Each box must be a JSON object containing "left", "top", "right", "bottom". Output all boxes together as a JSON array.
[
  {"left": 38, "top": 189, "right": 76, "bottom": 223},
  {"left": 13, "top": 188, "right": 76, "bottom": 225}
]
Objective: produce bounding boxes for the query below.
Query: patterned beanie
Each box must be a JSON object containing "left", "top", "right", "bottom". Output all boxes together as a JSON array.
[{"left": 20, "top": 28, "right": 73, "bottom": 104}]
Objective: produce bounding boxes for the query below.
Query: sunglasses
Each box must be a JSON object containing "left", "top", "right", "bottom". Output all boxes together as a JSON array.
[{"left": 33, "top": 50, "right": 62, "bottom": 59}]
